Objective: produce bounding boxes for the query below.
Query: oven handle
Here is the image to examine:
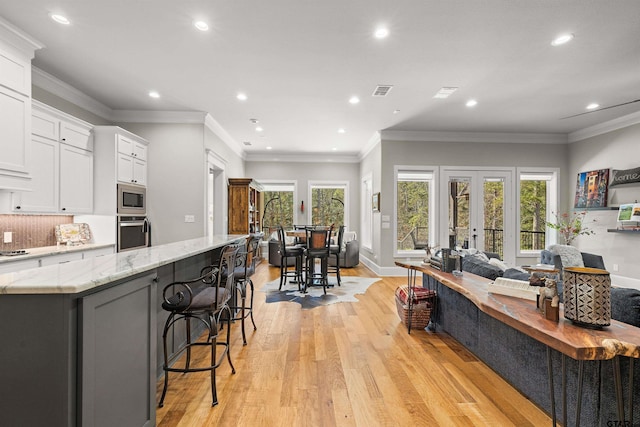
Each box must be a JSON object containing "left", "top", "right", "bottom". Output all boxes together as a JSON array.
[{"left": 119, "top": 221, "right": 146, "bottom": 227}]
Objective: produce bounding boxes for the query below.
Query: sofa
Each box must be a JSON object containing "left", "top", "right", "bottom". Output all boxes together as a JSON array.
[{"left": 267, "top": 231, "right": 360, "bottom": 268}]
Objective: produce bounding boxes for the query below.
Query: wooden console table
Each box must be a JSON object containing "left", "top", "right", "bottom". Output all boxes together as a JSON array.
[{"left": 395, "top": 260, "right": 640, "bottom": 426}]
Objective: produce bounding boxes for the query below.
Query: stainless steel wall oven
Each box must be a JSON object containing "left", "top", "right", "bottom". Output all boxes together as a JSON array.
[{"left": 117, "top": 216, "right": 150, "bottom": 252}]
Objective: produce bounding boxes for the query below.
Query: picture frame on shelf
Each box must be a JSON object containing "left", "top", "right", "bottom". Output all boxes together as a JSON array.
[
  {"left": 372, "top": 192, "right": 380, "bottom": 212},
  {"left": 573, "top": 168, "right": 609, "bottom": 208}
]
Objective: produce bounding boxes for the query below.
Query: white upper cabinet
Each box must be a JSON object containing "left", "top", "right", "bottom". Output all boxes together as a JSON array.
[
  {"left": 0, "top": 18, "right": 44, "bottom": 190},
  {"left": 9, "top": 101, "right": 94, "bottom": 214},
  {"left": 93, "top": 126, "right": 149, "bottom": 215},
  {"left": 116, "top": 134, "right": 147, "bottom": 185}
]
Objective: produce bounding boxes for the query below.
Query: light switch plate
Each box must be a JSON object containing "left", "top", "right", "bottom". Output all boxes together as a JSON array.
[
  {"left": 184, "top": 215, "right": 195, "bottom": 223},
  {"left": 3, "top": 231, "right": 12, "bottom": 243}
]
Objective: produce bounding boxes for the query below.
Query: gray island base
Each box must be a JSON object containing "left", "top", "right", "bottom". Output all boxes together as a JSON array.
[{"left": 0, "top": 235, "right": 246, "bottom": 427}]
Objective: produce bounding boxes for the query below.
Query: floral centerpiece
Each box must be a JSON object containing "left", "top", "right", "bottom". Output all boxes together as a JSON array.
[{"left": 546, "top": 211, "right": 596, "bottom": 246}]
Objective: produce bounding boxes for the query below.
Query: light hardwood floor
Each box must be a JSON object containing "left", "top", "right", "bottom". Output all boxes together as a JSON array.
[{"left": 156, "top": 261, "right": 551, "bottom": 426}]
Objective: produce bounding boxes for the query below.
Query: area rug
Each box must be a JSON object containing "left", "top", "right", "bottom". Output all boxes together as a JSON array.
[{"left": 260, "top": 276, "right": 380, "bottom": 309}]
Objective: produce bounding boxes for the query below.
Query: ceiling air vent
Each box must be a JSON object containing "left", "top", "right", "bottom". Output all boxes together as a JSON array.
[
  {"left": 243, "top": 141, "right": 252, "bottom": 146},
  {"left": 372, "top": 85, "right": 393, "bottom": 97}
]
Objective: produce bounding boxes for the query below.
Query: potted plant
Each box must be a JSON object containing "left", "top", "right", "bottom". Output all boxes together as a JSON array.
[{"left": 546, "top": 211, "right": 596, "bottom": 246}]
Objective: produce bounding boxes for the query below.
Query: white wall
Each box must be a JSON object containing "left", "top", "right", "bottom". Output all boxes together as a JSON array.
[
  {"left": 245, "top": 160, "right": 360, "bottom": 231},
  {"left": 378, "top": 139, "right": 568, "bottom": 271},
  {"left": 119, "top": 123, "right": 244, "bottom": 245},
  {"left": 568, "top": 123, "right": 640, "bottom": 282},
  {"left": 359, "top": 142, "right": 382, "bottom": 268}
]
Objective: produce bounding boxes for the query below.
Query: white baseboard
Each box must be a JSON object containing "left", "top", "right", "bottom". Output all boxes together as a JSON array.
[{"left": 611, "top": 274, "right": 640, "bottom": 291}]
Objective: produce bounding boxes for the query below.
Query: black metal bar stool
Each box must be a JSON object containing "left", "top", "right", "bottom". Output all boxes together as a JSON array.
[
  {"left": 229, "top": 234, "right": 261, "bottom": 345},
  {"left": 159, "top": 243, "right": 240, "bottom": 407},
  {"left": 328, "top": 225, "right": 345, "bottom": 286}
]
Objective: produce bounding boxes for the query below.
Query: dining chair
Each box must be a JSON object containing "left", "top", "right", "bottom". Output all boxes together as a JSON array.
[
  {"left": 159, "top": 243, "right": 240, "bottom": 407},
  {"left": 277, "top": 225, "right": 304, "bottom": 290},
  {"left": 328, "top": 225, "right": 345, "bottom": 286},
  {"left": 304, "top": 225, "right": 333, "bottom": 294}
]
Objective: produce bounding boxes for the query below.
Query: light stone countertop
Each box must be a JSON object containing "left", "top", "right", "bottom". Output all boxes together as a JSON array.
[
  {"left": 0, "top": 242, "right": 115, "bottom": 265},
  {"left": 0, "top": 235, "right": 247, "bottom": 295}
]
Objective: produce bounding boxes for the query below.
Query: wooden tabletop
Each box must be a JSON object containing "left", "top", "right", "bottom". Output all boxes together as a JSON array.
[{"left": 395, "top": 260, "right": 640, "bottom": 361}]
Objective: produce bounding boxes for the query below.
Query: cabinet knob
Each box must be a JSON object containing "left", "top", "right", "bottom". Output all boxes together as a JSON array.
[
  {"left": 15, "top": 206, "right": 21, "bottom": 210},
  {"left": 61, "top": 138, "right": 66, "bottom": 141},
  {"left": 61, "top": 207, "right": 66, "bottom": 211}
]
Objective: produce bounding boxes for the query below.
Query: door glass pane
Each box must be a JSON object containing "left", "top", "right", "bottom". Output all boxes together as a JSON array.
[
  {"left": 484, "top": 178, "right": 504, "bottom": 258},
  {"left": 449, "top": 178, "right": 470, "bottom": 249},
  {"left": 520, "top": 178, "right": 547, "bottom": 251},
  {"left": 396, "top": 174, "right": 430, "bottom": 252}
]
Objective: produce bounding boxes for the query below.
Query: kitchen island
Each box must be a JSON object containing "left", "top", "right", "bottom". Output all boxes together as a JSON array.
[{"left": 0, "top": 235, "right": 247, "bottom": 427}]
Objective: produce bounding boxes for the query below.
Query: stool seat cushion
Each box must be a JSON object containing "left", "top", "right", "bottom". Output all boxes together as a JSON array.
[{"left": 190, "top": 287, "right": 231, "bottom": 310}]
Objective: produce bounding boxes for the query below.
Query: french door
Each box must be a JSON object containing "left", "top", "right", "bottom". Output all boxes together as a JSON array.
[{"left": 440, "top": 168, "right": 514, "bottom": 265}]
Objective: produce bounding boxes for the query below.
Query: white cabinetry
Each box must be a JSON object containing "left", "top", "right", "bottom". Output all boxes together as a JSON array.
[
  {"left": 117, "top": 135, "right": 147, "bottom": 185},
  {"left": 10, "top": 101, "right": 94, "bottom": 214},
  {"left": 0, "top": 20, "right": 43, "bottom": 190},
  {"left": 93, "top": 126, "right": 149, "bottom": 215}
]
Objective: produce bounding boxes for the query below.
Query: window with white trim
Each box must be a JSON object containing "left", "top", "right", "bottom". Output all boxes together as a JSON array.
[
  {"left": 395, "top": 168, "right": 435, "bottom": 255},
  {"left": 517, "top": 169, "right": 558, "bottom": 253}
]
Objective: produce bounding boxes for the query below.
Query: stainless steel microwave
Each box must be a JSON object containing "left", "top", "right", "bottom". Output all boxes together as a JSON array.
[{"left": 117, "top": 183, "right": 146, "bottom": 215}]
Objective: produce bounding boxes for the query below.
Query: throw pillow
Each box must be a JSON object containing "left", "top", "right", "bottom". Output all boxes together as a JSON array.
[
  {"left": 503, "top": 268, "right": 531, "bottom": 281},
  {"left": 549, "top": 244, "right": 584, "bottom": 268},
  {"left": 488, "top": 257, "right": 508, "bottom": 271}
]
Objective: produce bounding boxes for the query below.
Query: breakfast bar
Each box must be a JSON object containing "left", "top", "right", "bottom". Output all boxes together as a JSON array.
[
  {"left": 395, "top": 260, "right": 640, "bottom": 426},
  {"left": 0, "top": 235, "right": 246, "bottom": 427}
]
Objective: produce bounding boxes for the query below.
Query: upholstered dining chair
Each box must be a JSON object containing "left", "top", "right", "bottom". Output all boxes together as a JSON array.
[
  {"left": 159, "top": 243, "right": 240, "bottom": 407},
  {"left": 304, "top": 225, "right": 333, "bottom": 294}
]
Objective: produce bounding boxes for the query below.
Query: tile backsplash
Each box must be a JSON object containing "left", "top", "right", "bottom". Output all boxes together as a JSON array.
[{"left": 0, "top": 214, "right": 74, "bottom": 251}]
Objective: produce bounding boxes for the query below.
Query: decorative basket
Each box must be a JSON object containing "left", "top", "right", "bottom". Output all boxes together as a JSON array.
[
  {"left": 394, "top": 285, "right": 435, "bottom": 330},
  {"left": 563, "top": 266, "right": 611, "bottom": 328}
]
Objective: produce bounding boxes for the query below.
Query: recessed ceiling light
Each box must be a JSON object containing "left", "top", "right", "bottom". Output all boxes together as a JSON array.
[
  {"left": 237, "top": 93, "right": 248, "bottom": 101},
  {"left": 148, "top": 91, "right": 160, "bottom": 99},
  {"left": 586, "top": 103, "right": 600, "bottom": 110},
  {"left": 551, "top": 33, "right": 574, "bottom": 46},
  {"left": 194, "top": 21, "right": 209, "bottom": 31},
  {"left": 338, "top": 128, "right": 346, "bottom": 134},
  {"left": 374, "top": 27, "right": 389, "bottom": 39},
  {"left": 349, "top": 96, "right": 360, "bottom": 104},
  {"left": 255, "top": 126, "right": 263, "bottom": 132},
  {"left": 266, "top": 146, "right": 272, "bottom": 150},
  {"left": 393, "top": 109, "right": 401, "bottom": 114},
  {"left": 50, "top": 13, "right": 70, "bottom": 25},
  {"left": 466, "top": 99, "right": 478, "bottom": 107},
  {"left": 332, "top": 147, "right": 338, "bottom": 151}
]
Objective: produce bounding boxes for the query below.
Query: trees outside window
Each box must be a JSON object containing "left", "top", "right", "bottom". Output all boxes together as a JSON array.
[
  {"left": 261, "top": 183, "right": 295, "bottom": 236},
  {"left": 396, "top": 170, "right": 434, "bottom": 252},
  {"left": 310, "top": 184, "right": 345, "bottom": 226},
  {"left": 518, "top": 170, "right": 557, "bottom": 252}
]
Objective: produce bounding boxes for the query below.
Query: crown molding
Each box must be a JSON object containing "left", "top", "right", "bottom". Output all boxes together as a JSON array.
[
  {"left": 32, "top": 67, "right": 115, "bottom": 120},
  {"left": 0, "top": 16, "right": 44, "bottom": 58},
  {"left": 113, "top": 109, "right": 207, "bottom": 123},
  {"left": 204, "top": 114, "right": 244, "bottom": 159},
  {"left": 568, "top": 110, "right": 640, "bottom": 143},
  {"left": 245, "top": 152, "right": 361, "bottom": 163},
  {"left": 380, "top": 130, "right": 567, "bottom": 144},
  {"left": 358, "top": 131, "right": 381, "bottom": 160}
]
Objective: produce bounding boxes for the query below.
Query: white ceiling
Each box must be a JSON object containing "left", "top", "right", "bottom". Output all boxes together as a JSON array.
[{"left": 1, "top": 0, "right": 639, "bottom": 159}]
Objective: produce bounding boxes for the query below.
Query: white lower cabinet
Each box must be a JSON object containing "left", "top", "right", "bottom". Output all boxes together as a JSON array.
[
  {"left": 0, "top": 258, "right": 39, "bottom": 275},
  {"left": 40, "top": 251, "right": 83, "bottom": 266},
  {"left": 82, "top": 246, "right": 115, "bottom": 259}
]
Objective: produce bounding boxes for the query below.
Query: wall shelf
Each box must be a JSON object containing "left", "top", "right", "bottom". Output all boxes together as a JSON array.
[{"left": 607, "top": 228, "right": 640, "bottom": 233}]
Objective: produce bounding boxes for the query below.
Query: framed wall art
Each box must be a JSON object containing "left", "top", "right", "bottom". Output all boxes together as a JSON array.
[
  {"left": 372, "top": 192, "right": 380, "bottom": 212},
  {"left": 574, "top": 169, "right": 609, "bottom": 208}
]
